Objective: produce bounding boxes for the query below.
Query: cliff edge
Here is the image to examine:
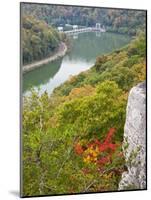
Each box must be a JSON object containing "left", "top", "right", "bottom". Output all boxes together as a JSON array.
[{"left": 119, "top": 82, "right": 146, "bottom": 190}]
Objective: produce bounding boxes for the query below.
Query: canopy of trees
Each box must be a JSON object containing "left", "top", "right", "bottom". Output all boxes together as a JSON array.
[
  {"left": 22, "top": 16, "right": 61, "bottom": 65},
  {"left": 22, "top": 33, "right": 146, "bottom": 196},
  {"left": 22, "top": 3, "right": 146, "bottom": 35}
]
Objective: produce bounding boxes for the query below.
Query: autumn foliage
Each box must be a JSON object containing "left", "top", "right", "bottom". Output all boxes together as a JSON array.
[
  {"left": 74, "top": 128, "right": 119, "bottom": 167},
  {"left": 74, "top": 143, "right": 84, "bottom": 155},
  {"left": 22, "top": 32, "right": 146, "bottom": 195}
]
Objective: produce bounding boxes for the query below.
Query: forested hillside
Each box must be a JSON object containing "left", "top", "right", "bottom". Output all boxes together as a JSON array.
[
  {"left": 22, "top": 16, "right": 61, "bottom": 65},
  {"left": 22, "top": 4, "right": 146, "bottom": 35},
  {"left": 23, "top": 33, "right": 146, "bottom": 196}
]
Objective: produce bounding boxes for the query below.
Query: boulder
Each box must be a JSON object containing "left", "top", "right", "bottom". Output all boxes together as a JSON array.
[{"left": 119, "top": 82, "right": 146, "bottom": 190}]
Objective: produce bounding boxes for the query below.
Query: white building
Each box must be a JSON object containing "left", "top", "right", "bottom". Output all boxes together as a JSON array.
[
  {"left": 96, "top": 23, "right": 101, "bottom": 30},
  {"left": 57, "top": 27, "right": 63, "bottom": 32},
  {"left": 73, "top": 25, "right": 78, "bottom": 30}
]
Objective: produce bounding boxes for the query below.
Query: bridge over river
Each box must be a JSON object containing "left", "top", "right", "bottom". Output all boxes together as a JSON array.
[
  {"left": 58, "top": 23, "right": 106, "bottom": 35},
  {"left": 64, "top": 27, "right": 106, "bottom": 35}
]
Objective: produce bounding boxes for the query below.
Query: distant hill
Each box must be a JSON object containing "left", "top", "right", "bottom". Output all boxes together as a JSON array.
[
  {"left": 22, "top": 15, "right": 61, "bottom": 65},
  {"left": 22, "top": 3, "right": 146, "bottom": 35}
]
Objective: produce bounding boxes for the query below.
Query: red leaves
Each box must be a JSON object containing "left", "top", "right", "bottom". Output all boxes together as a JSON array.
[
  {"left": 97, "top": 156, "right": 110, "bottom": 165},
  {"left": 95, "top": 128, "right": 117, "bottom": 153},
  {"left": 74, "top": 143, "right": 84, "bottom": 155},
  {"left": 94, "top": 139, "right": 102, "bottom": 145},
  {"left": 104, "top": 127, "right": 116, "bottom": 144},
  {"left": 74, "top": 128, "right": 119, "bottom": 167},
  {"left": 99, "top": 143, "right": 117, "bottom": 152}
]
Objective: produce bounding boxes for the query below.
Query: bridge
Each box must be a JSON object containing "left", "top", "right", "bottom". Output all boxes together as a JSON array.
[
  {"left": 58, "top": 23, "right": 106, "bottom": 35},
  {"left": 64, "top": 27, "right": 106, "bottom": 35}
]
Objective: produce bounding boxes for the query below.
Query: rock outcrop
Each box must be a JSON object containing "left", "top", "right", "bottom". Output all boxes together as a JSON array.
[{"left": 119, "top": 82, "right": 146, "bottom": 190}]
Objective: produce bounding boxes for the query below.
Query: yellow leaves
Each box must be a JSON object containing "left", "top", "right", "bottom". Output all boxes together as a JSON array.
[
  {"left": 113, "top": 51, "right": 128, "bottom": 65},
  {"left": 132, "top": 60, "right": 146, "bottom": 82},
  {"left": 117, "top": 91, "right": 128, "bottom": 105},
  {"left": 83, "top": 146, "right": 99, "bottom": 164},
  {"left": 67, "top": 85, "right": 95, "bottom": 101},
  {"left": 83, "top": 156, "right": 91, "bottom": 164},
  {"left": 102, "top": 172, "right": 113, "bottom": 180}
]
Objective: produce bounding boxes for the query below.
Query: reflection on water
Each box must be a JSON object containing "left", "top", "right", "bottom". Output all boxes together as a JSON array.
[
  {"left": 23, "top": 59, "right": 62, "bottom": 93},
  {"left": 96, "top": 32, "right": 101, "bottom": 37},
  {"left": 72, "top": 31, "right": 102, "bottom": 39},
  {"left": 23, "top": 32, "right": 131, "bottom": 95}
]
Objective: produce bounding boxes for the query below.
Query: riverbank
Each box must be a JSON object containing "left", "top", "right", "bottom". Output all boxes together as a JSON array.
[
  {"left": 23, "top": 42, "right": 67, "bottom": 73},
  {"left": 24, "top": 32, "right": 132, "bottom": 94}
]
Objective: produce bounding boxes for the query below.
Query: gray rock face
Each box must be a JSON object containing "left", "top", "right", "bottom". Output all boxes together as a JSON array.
[{"left": 119, "top": 82, "right": 146, "bottom": 190}]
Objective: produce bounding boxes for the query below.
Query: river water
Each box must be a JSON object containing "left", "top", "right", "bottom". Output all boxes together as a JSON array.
[{"left": 23, "top": 32, "right": 131, "bottom": 96}]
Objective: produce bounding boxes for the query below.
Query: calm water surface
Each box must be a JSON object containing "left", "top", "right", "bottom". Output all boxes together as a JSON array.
[{"left": 23, "top": 32, "right": 131, "bottom": 95}]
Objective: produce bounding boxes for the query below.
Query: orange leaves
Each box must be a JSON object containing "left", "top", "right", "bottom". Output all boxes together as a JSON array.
[
  {"left": 67, "top": 85, "right": 95, "bottom": 100},
  {"left": 74, "top": 143, "right": 84, "bottom": 155}
]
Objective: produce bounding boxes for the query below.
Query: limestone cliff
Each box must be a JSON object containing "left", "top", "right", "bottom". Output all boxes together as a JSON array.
[{"left": 119, "top": 82, "right": 146, "bottom": 190}]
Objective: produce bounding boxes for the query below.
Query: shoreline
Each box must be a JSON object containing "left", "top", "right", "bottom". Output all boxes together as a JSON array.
[{"left": 23, "top": 42, "right": 67, "bottom": 74}]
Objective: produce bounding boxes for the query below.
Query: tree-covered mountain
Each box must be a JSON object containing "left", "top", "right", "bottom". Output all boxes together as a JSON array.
[
  {"left": 22, "top": 16, "right": 61, "bottom": 65},
  {"left": 22, "top": 3, "right": 146, "bottom": 35},
  {"left": 22, "top": 33, "right": 146, "bottom": 196},
  {"left": 21, "top": 3, "right": 146, "bottom": 196}
]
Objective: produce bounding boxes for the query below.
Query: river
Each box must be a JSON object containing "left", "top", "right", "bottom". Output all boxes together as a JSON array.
[{"left": 23, "top": 32, "right": 131, "bottom": 96}]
